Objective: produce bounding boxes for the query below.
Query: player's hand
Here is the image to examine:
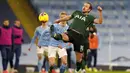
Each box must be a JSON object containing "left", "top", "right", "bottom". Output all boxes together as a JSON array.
[
  {"left": 54, "top": 19, "right": 60, "bottom": 23},
  {"left": 97, "top": 6, "right": 102, "bottom": 12},
  {"left": 58, "top": 45, "right": 62, "bottom": 49},
  {"left": 38, "top": 46, "right": 41, "bottom": 48},
  {"left": 28, "top": 48, "right": 31, "bottom": 51}
]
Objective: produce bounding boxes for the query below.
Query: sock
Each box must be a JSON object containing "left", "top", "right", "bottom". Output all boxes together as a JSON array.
[
  {"left": 45, "top": 60, "right": 49, "bottom": 72},
  {"left": 37, "top": 60, "right": 42, "bottom": 72},
  {"left": 50, "top": 65, "right": 57, "bottom": 72},
  {"left": 76, "top": 61, "right": 82, "bottom": 71},
  {"left": 81, "top": 60, "right": 85, "bottom": 69},
  {"left": 60, "top": 64, "right": 67, "bottom": 73}
]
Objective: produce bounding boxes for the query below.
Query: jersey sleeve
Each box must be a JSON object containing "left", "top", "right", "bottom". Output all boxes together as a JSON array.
[
  {"left": 29, "top": 28, "right": 38, "bottom": 48},
  {"left": 70, "top": 10, "right": 78, "bottom": 19},
  {"left": 89, "top": 15, "right": 96, "bottom": 23}
]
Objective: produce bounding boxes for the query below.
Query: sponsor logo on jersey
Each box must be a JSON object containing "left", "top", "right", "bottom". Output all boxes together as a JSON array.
[{"left": 75, "top": 15, "right": 86, "bottom": 22}]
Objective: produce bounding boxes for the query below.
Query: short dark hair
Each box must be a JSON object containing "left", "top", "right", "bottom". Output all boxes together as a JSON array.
[
  {"left": 59, "top": 11, "right": 67, "bottom": 16},
  {"left": 86, "top": 2, "right": 93, "bottom": 12},
  {"left": 3, "top": 19, "right": 9, "bottom": 22},
  {"left": 14, "top": 20, "right": 20, "bottom": 23}
]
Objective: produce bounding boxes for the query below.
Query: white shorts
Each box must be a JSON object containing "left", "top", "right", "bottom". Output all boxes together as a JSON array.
[
  {"left": 48, "top": 46, "right": 67, "bottom": 58},
  {"left": 36, "top": 46, "right": 48, "bottom": 54}
]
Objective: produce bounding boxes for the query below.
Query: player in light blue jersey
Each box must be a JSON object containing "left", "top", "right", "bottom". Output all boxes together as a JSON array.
[
  {"left": 29, "top": 12, "right": 51, "bottom": 73},
  {"left": 48, "top": 11, "right": 69, "bottom": 73}
]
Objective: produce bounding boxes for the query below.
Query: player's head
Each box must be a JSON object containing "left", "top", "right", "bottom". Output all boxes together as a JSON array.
[
  {"left": 59, "top": 11, "right": 67, "bottom": 25},
  {"left": 59, "top": 11, "right": 67, "bottom": 19},
  {"left": 3, "top": 19, "right": 9, "bottom": 26},
  {"left": 14, "top": 20, "right": 21, "bottom": 27},
  {"left": 38, "top": 12, "right": 49, "bottom": 23},
  {"left": 82, "top": 2, "right": 92, "bottom": 13}
]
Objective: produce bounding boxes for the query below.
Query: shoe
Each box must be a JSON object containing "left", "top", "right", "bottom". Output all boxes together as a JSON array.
[
  {"left": 13, "top": 69, "right": 18, "bottom": 73},
  {"left": 52, "top": 69, "right": 57, "bottom": 73},
  {"left": 3, "top": 70, "right": 8, "bottom": 73},
  {"left": 10, "top": 68, "right": 14, "bottom": 73},
  {"left": 81, "top": 69, "right": 86, "bottom": 73},
  {"left": 93, "top": 68, "right": 98, "bottom": 72},
  {"left": 41, "top": 69, "right": 46, "bottom": 73},
  {"left": 68, "top": 69, "right": 73, "bottom": 73},
  {"left": 86, "top": 67, "right": 92, "bottom": 72}
]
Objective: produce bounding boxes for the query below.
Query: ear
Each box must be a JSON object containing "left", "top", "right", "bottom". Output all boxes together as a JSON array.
[{"left": 88, "top": 9, "right": 91, "bottom": 12}]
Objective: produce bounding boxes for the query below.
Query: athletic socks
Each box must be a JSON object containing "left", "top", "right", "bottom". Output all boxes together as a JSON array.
[
  {"left": 76, "top": 61, "right": 82, "bottom": 71},
  {"left": 37, "top": 60, "right": 42, "bottom": 72},
  {"left": 50, "top": 65, "right": 57, "bottom": 73},
  {"left": 52, "top": 33, "right": 62, "bottom": 40},
  {"left": 60, "top": 64, "right": 67, "bottom": 73},
  {"left": 81, "top": 60, "right": 85, "bottom": 69}
]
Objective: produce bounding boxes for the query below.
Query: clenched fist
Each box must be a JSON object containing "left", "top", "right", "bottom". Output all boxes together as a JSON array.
[{"left": 97, "top": 6, "right": 102, "bottom": 12}]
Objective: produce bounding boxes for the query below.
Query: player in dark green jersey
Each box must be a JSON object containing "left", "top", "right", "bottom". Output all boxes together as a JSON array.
[{"left": 53, "top": 2, "right": 103, "bottom": 72}]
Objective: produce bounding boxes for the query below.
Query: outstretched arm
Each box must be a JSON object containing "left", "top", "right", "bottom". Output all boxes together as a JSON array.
[
  {"left": 94, "top": 6, "right": 103, "bottom": 24},
  {"left": 54, "top": 15, "right": 71, "bottom": 23},
  {"left": 29, "top": 29, "right": 38, "bottom": 49}
]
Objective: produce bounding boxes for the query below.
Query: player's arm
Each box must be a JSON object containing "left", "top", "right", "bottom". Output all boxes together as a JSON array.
[
  {"left": 94, "top": 6, "right": 103, "bottom": 24},
  {"left": 55, "top": 15, "right": 71, "bottom": 23},
  {"left": 0, "top": 28, "right": 1, "bottom": 36},
  {"left": 29, "top": 29, "right": 38, "bottom": 49},
  {"left": 55, "top": 10, "right": 77, "bottom": 23}
]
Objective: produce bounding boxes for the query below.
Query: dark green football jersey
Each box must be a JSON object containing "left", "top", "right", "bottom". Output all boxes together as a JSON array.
[{"left": 69, "top": 10, "right": 95, "bottom": 37}]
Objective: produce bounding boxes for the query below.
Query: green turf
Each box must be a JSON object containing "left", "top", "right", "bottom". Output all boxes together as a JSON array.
[{"left": 33, "top": 71, "right": 129, "bottom": 73}]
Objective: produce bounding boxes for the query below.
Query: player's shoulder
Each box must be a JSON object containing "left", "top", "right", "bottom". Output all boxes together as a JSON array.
[
  {"left": 73, "top": 10, "right": 81, "bottom": 13},
  {"left": 53, "top": 23, "right": 60, "bottom": 27},
  {"left": 65, "top": 24, "right": 69, "bottom": 28},
  {"left": 36, "top": 26, "right": 41, "bottom": 30},
  {"left": 88, "top": 14, "right": 95, "bottom": 17},
  {"left": 88, "top": 13, "right": 96, "bottom": 18}
]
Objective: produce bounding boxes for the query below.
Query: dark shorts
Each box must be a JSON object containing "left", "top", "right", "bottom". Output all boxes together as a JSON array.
[{"left": 66, "top": 28, "right": 87, "bottom": 53}]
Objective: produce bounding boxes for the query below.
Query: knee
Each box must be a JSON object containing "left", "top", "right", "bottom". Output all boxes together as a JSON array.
[
  {"left": 49, "top": 57, "right": 55, "bottom": 66},
  {"left": 62, "top": 34, "right": 69, "bottom": 41},
  {"left": 76, "top": 53, "right": 83, "bottom": 62},
  {"left": 2, "top": 56, "right": 7, "bottom": 60},
  {"left": 37, "top": 54, "right": 42, "bottom": 60},
  {"left": 16, "top": 57, "right": 20, "bottom": 61},
  {"left": 62, "top": 60, "right": 67, "bottom": 65}
]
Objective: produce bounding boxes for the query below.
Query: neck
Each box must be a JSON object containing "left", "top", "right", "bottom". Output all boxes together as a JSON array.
[
  {"left": 83, "top": 12, "right": 88, "bottom": 15},
  {"left": 59, "top": 22, "right": 66, "bottom": 27},
  {"left": 42, "top": 23, "right": 47, "bottom": 28},
  {"left": 15, "top": 24, "right": 20, "bottom": 27}
]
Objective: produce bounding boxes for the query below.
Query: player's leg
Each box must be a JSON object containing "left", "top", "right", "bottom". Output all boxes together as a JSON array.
[
  {"left": 48, "top": 46, "right": 57, "bottom": 73},
  {"left": 82, "top": 41, "right": 89, "bottom": 72},
  {"left": 52, "top": 33, "right": 70, "bottom": 42},
  {"left": 66, "top": 48, "right": 72, "bottom": 73},
  {"left": 0, "top": 46, "right": 8, "bottom": 73},
  {"left": 58, "top": 48, "right": 67, "bottom": 73},
  {"left": 9, "top": 47, "right": 14, "bottom": 73},
  {"left": 36, "top": 46, "right": 44, "bottom": 73},
  {"left": 86, "top": 49, "right": 92, "bottom": 72},
  {"left": 7, "top": 46, "right": 13, "bottom": 73},
  {"left": 93, "top": 49, "right": 98, "bottom": 72},
  {"left": 70, "top": 50, "right": 76, "bottom": 73},
  {"left": 41, "top": 47, "right": 49, "bottom": 73},
  {"left": 73, "top": 43, "right": 84, "bottom": 72},
  {"left": 13, "top": 45, "right": 21, "bottom": 73}
]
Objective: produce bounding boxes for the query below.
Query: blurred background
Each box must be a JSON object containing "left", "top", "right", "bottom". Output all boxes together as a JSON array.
[{"left": 0, "top": 0, "right": 130, "bottom": 72}]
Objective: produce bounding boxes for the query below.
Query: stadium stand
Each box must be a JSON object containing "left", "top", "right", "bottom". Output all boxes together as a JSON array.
[{"left": 30, "top": 0, "right": 130, "bottom": 67}]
